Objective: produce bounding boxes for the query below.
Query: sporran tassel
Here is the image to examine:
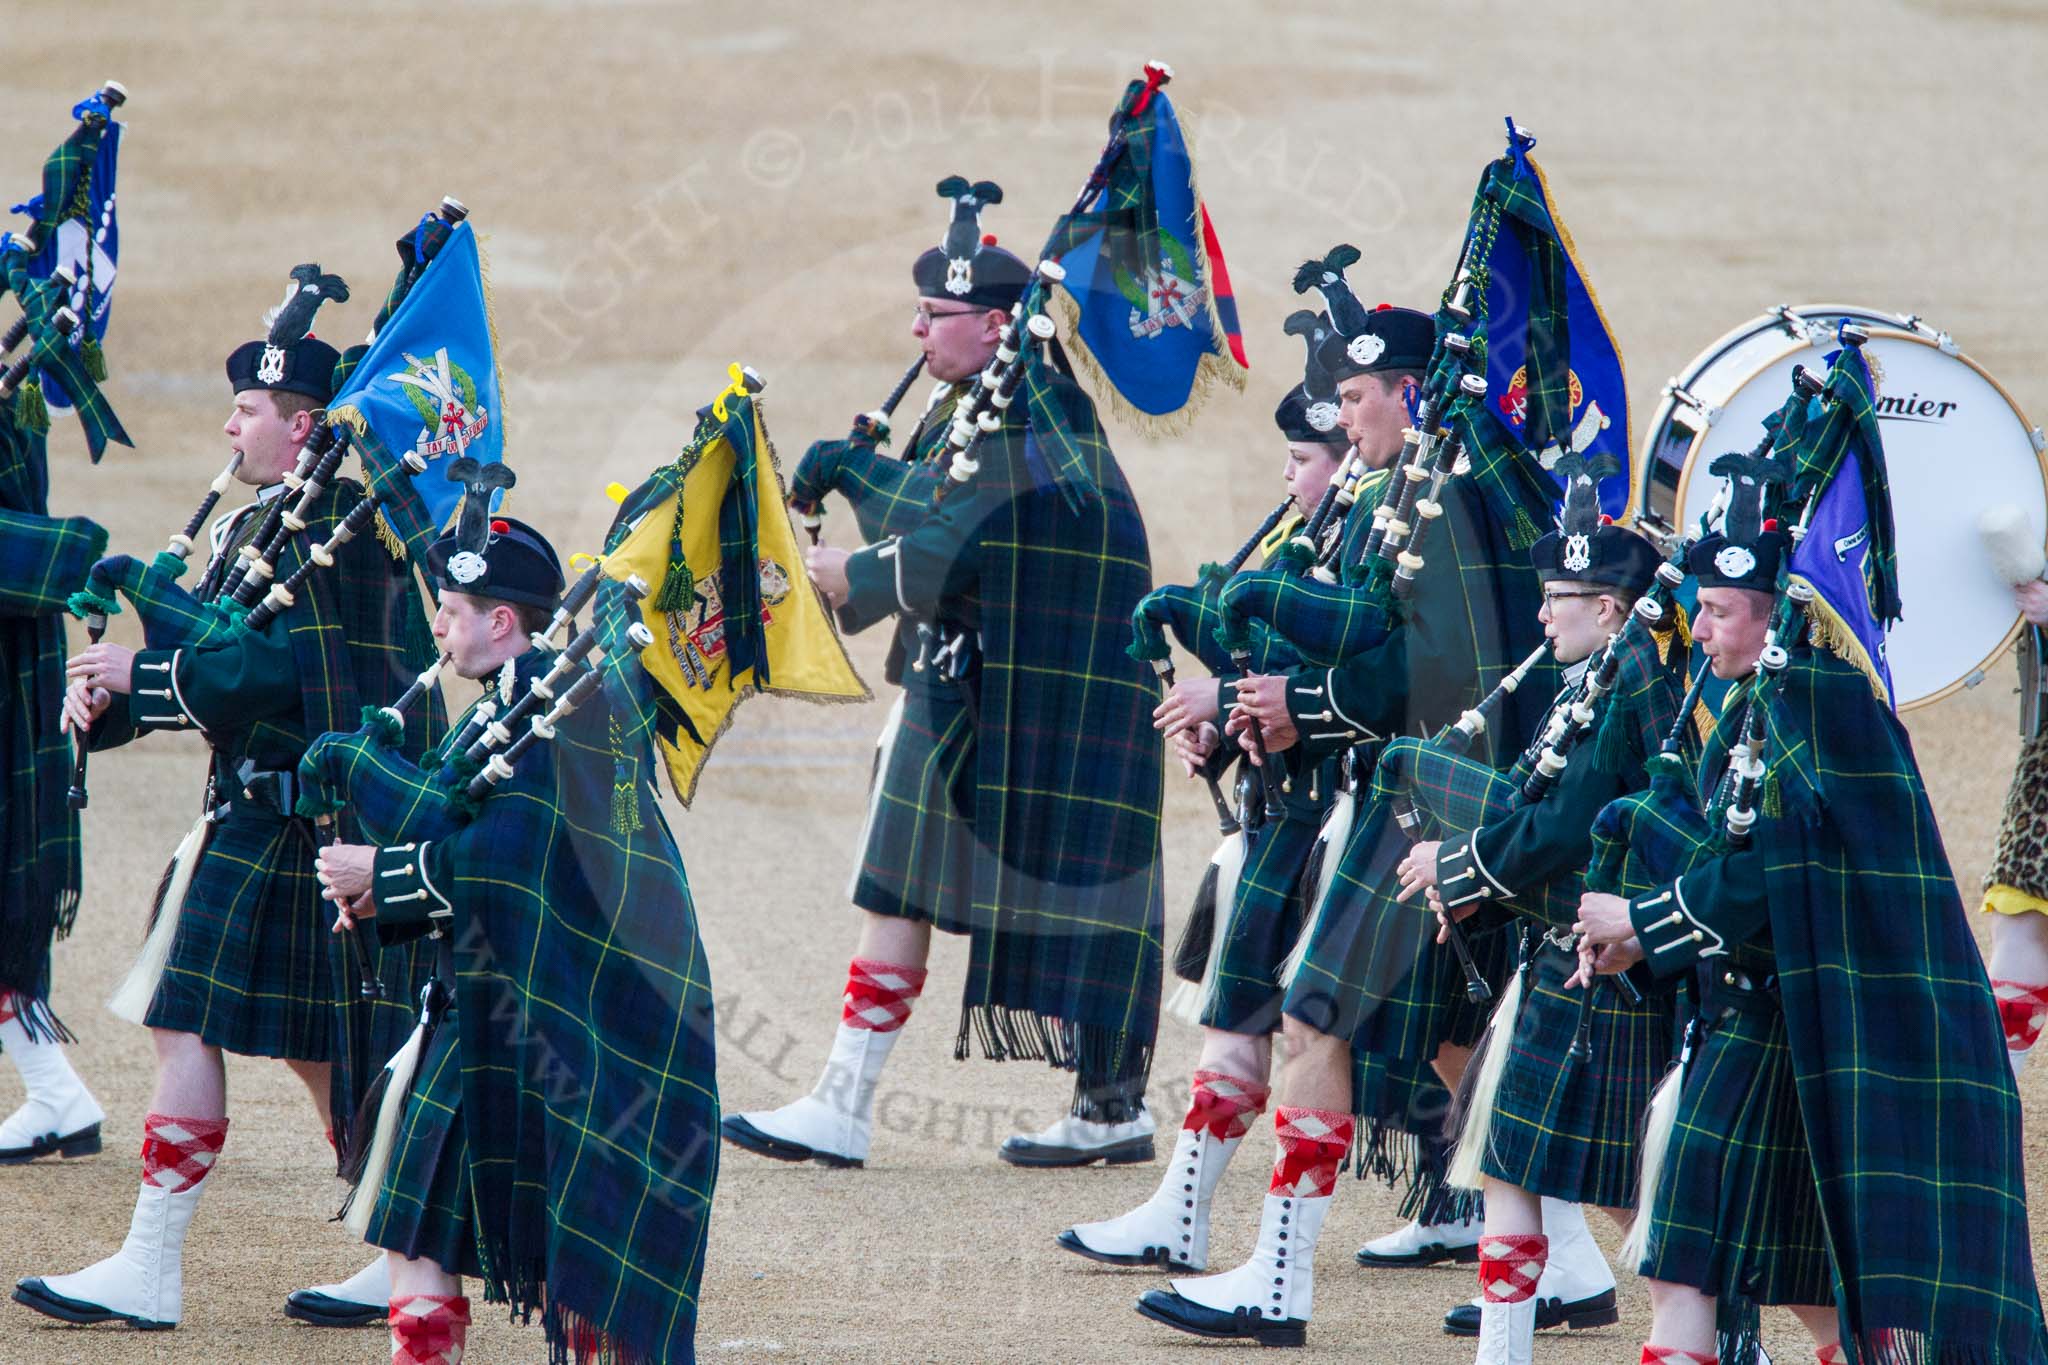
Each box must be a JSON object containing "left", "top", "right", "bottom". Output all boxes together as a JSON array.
[
  {"left": 1165, "top": 829, "right": 1246, "bottom": 1028},
  {"left": 1445, "top": 952, "right": 1527, "bottom": 1189}
]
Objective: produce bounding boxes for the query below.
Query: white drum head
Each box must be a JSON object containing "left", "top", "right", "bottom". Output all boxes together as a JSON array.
[{"left": 1643, "top": 309, "right": 2048, "bottom": 710}]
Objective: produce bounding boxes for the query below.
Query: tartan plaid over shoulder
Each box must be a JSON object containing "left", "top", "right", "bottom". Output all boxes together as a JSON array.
[
  {"left": 0, "top": 409, "right": 106, "bottom": 1028},
  {"left": 960, "top": 364, "right": 1165, "bottom": 1075},
  {"left": 1753, "top": 647, "right": 2046, "bottom": 1361}
]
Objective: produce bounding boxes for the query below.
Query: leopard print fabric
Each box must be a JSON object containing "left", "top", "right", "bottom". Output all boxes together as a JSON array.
[{"left": 1987, "top": 731, "right": 2048, "bottom": 902}]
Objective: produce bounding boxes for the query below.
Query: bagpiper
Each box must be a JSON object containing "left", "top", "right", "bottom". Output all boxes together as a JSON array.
[
  {"left": 14, "top": 298, "right": 443, "bottom": 1332},
  {"left": 0, "top": 352, "right": 109, "bottom": 1167},
  {"left": 1574, "top": 447, "right": 2048, "bottom": 1363},
  {"left": 722, "top": 177, "right": 1167, "bottom": 1169},
  {"left": 1404, "top": 458, "right": 1681, "bottom": 1362},
  {"left": 1056, "top": 297, "right": 1371, "bottom": 1270},
  {"left": 305, "top": 516, "right": 720, "bottom": 1365},
  {"left": 1137, "top": 254, "right": 1602, "bottom": 1347}
]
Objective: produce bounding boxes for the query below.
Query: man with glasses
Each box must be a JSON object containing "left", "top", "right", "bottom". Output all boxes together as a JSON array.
[{"left": 724, "top": 176, "right": 1166, "bottom": 1172}]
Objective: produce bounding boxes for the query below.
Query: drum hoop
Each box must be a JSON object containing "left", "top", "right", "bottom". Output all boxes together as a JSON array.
[
  {"left": 1664, "top": 323, "right": 2048, "bottom": 712},
  {"left": 1632, "top": 306, "right": 1912, "bottom": 525}
]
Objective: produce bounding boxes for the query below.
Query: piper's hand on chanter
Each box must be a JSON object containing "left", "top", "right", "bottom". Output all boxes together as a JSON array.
[
  {"left": 2018, "top": 579, "right": 2048, "bottom": 628},
  {"left": 1573, "top": 891, "right": 1634, "bottom": 947},
  {"left": 65, "top": 641, "right": 136, "bottom": 696},
  {"left": 1567, "top": 935, "right": 1643, "bottom": 988},
  {"left": 1170, "top": 720, "right": 1220, "bottom": 776},
  {"left": 1227, "top": 675, "right": 1298, "bottom": 760},
  {"left": 1153, "top": 677, "right": 1220, "bottom": 737},
  {"left": 59, "top": 677, "right": 111, "bottom": 734},
  {"left": 315, "top": 842, "right": 375, "bottom": 903},
  {"left": 329, "top": 891, "right": 375, "bottom": 935},
  {"left": 805, "top": 545, "right": 851, "bottom": 608},
  {"left": 1396, "top": 840, "right": 1441, "bottom": 904}
]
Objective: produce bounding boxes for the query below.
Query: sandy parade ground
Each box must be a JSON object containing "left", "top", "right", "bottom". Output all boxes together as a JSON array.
[{"left": 3, "top": 3, "right": 2048, "bottom": 1360}]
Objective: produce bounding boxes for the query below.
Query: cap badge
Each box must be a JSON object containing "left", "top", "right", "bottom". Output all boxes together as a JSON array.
[
  {"left": 944, "top": 257, "right": 972, "bottom": 296},
  {"left": 446, "top": 550, "right": 489, "bottom": 585},
  {"left": 1346, "top": 332, "right": 1385, "bottom": 367},
  {"left": 1714, "top": 545, "right": 1757, "bottom": 579},
  {"left": 256, "top": 344, "right": 287, "bottom": 386},
  {"left": 1562, "top": 533, "right": 1592, "bottom": 573},
  {"left": 1306, "top": 400, "right": 1340, "bottom": 433}
]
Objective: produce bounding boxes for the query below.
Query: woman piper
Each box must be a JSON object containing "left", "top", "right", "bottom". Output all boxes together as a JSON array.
[{"left": 1406, "top": 464, "right": 1681, "bottom": 1364}]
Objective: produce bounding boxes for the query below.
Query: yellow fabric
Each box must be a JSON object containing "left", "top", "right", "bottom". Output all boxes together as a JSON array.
[
  {"left": 1257, "top": 511, "right": 1305, "bottom": 561},
  {"left": 603, "top": 399, "right": 869, "bottom": 804},
  {"left": 1982, "top": 883, "right": 2048, "bottom": 918}
]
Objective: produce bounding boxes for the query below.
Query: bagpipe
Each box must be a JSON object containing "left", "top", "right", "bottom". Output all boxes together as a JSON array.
[
  {"left": 301, "top": 574, "right": 654, "bottom": 997},
  {"left": 1209, "top": 327, "right": 1488, "bottom": 688},
  {"left": 789, "top": 354, "right": 927, "bottom": 548},
  {"left": 792, "top": 60, "right": 1241, "bottom": 540}
]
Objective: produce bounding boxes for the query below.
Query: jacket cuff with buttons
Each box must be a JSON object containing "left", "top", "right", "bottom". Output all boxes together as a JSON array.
[{"left": 371, "top": 841, "right": 453, "bottom": 944}]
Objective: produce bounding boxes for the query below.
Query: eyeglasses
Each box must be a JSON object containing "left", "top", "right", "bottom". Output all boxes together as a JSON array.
[
  {"left": 913, "top": 304, "right": 982, "bottom": 326},
  {"left": 1540, "top": 589, "right": 1606, "bottom": 607}
]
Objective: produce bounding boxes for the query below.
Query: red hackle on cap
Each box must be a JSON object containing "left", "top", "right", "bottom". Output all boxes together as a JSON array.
[
  {"left": 490, "top": 519, "right": 509, "bottom": 534},
  {"left": 1763, "top": 518, "right": 1779, "bottom": 532},
  {"left": 981, "top": 233, "right": 997, "bottom": 246}
]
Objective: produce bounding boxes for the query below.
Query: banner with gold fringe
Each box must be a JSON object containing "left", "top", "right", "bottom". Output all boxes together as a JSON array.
[
  {"left": 600, "top": 366, "right": 869, "bottom": 805},
  {"left": 1042, "top": 66, "right": 1247, "bottom": 435}
]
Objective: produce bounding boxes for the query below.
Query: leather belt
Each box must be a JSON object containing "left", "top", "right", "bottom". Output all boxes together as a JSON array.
[{"left": 1703, "top": 965, "right": 1779, "bottom": 1019}]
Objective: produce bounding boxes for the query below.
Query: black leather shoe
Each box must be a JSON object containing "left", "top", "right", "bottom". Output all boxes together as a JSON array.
[
  {"left": 1054, "top": 1228, "right": 1175, "bottom": 1268},
  {"left": 1135, "top": 1288, "right": 1306, "bottom": 1347},
  {"left": 718, "top": 1114, "right": 863, "bottom": 1169},
  {"left": 998, "top": 1134, "right": 1154, "bottom": 1168},
  {"left": 1441, "top": 1287, "right": 1619, "bottom": 1336},
  {"left": 12, "top": 1277, "right": 174, "bottom": 1330},
  {"left": 283, "top": 1288, "right": 387, "bottom": 1328},
  {"left": 0, "top": 1121, "right": 103, "bottom": 1165},
  {"left": 1355, "top": 1236, "right": 1481, "bottom": 1268}
]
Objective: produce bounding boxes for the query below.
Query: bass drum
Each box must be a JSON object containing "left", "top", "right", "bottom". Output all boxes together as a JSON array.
[{"left": 1636, "top": 304, "right": 2048, "bottom": 711}]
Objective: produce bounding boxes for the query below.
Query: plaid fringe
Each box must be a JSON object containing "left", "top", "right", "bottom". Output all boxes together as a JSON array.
[{"left": 953, "top": 1005, "right": 1153, "bottom": 1121}]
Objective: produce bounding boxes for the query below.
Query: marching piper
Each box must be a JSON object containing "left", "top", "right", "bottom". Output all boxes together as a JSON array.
[
  {"left": 1135, "top": 265, "right": 1571, "bottom": 1347},
  {"left": 1404, "top": 463, "right": 1680, "bottom": 1363},
  {"left": 14, "top": 304, "right": 443, "bottom": 1332},
  {"left": 1574, "top": 495, "right": 2048, "bottom": 1363},
  {"left": 305, "top": 517, "right": 719, "bottom": 1365},
  {"left": 1056, "top": 304, "right": 1370, "bottom": 1271},
  {"left": 723, "top": 176, "right": 1167, "bottom": 1170}
]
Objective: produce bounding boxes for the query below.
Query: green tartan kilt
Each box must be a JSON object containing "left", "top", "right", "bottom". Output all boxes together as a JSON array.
[
  {"left": 364, "top": 1018, "right": 482, "bottom": 1278},
  {"left": 850, "top": 676, "right": 978, "bottom": 936},
  {"left": 1283, "top": 798, "right": 1511, "bottom": 1099},
  {"left": 1480, "top": 942, "right": 1676, "bottom": 1210},
  {"left": 1199, "top": 810, "right": 1320, "bottom": 1036},
  {"left": 1639, "top": 995, "right": 1832, "bottom": 1306},
  {"left": 143, "top": 808, "right": 338, "bottom": 1061}
]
